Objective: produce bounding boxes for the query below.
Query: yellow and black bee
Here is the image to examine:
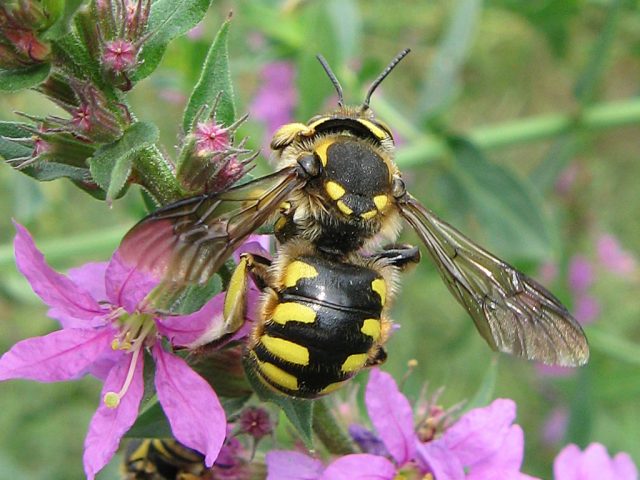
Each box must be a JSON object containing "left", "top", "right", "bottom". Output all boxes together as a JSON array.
[
  {"left": 121, "top": 49, "right": 589, "bottom": 398},
  {"left": 122, "top": 438, "right": 208, "bottom": 479}
]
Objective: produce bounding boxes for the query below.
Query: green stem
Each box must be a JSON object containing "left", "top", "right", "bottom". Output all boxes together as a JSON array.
[
  {"left": 392, "top": 97, "right": 640, "bottom": 167},
  {"left": 132, "top": 146, "right": 184, "bottom": 205},
  {"left": 312, "top": 399, "right": 355, "bottom": 455}
]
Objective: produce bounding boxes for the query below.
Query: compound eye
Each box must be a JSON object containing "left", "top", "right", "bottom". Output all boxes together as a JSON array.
[
  {"left": 391, "top": 176, "right": 406, "bottom": 198},
  {"left": 297, "top": 153, "right": 323, "bottom": 178}
]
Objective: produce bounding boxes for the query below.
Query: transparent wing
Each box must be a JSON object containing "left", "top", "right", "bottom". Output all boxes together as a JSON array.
[
  {"left": 398, "top": 193, "right": 589, "bottom": 366},
  {"left": 120, "top": 166, "right": 304, "bottom": 285}
]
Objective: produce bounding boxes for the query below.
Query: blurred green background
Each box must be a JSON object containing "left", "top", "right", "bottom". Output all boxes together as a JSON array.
[{"left": 1, "top": 0, "right": 639, "bottom": 478}]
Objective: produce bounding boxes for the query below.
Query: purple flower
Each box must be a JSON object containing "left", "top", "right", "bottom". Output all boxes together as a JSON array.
[
  {"left": 250, "top": 61, "right": 297, "bottom": 151},
  {"left": 553, "top": 443, "right": 638, "bottom": 480},
  {"left": 597, "top": 234, "right": 637, "bottom": 277},
  {"left": 568, "top": 256, "right": 594, "bottom": 294},
  {"left": 266, "top": 369, "right": 538, "bottom": 479},
  {"left": 0, "top": 223, "right": 261, "bottom": 479}
]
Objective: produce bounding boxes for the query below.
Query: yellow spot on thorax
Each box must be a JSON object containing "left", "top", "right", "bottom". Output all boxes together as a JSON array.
[
  {"left": 314, "top": 138, "right": 334, "bottom": 166},
  {"left": 272, "top": 302, "right": 317, "bottom": 324},
  {"left": 361, "top": 319, "right": 381, "bottom": 340},
  {"left": 284, "top": 261, "right": 318, "bottom": 288},
  {"left": 256, "top": 359, "right": 298, "bottom": 391},
  {"left": 337, "top": 200, "right": 353, "bottom": 216},
  {"left": 361, "top": 209, "right": 378, "bottom": 220},
  {"left": 371, "top": 278, "right": 387, "bottom": 305},
  {"left": 319, "top": 380, "right": 347, "bottom": 395},
  {"left": 373, "top": 194, "right": 389, "bottom": 211},
  {"left": 325, "top": 180, "right": 346, "bottom": 200},
  {"left": 260, "top": 335, "right": 310, "bottom": 366},
  {"left": 341, "top": 353, "right": 368, "bottom": 372}
]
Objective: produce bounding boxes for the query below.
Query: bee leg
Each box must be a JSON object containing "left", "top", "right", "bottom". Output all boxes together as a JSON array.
[
  {"left": 223, "top": 253, "right": 271, "bottom": 334},
  {"left": 371, "top": 244, "right": 421, "bottom": 271},
  {"left": 365, "top": 347, "right": 388, "bottom": 367}
]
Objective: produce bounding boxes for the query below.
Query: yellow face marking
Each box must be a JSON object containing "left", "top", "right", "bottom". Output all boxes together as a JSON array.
[
  {"left": 257, "top": 360, "right": 299, "bottom": 391},
  {"left": 325, "top": 180, "right": 346, "bottom": 200},
  {"left": 373, "top": 194, "right": 389, "bottom": 211},
  {"left": 260, "top": 335, "right": 310, "bottom": 366},
  {"left": 361, "top": 319, "right": 381, "bottom": 340},
  {"left": 337, "top": 200, "right": 353, "bottom": 216},
  {"left": 314, "top": 138, "right": 334, "bottom": 167},
  {"left": 372, "top": 278, "right": 386, "bottom": 305},
  {"left": 357, "top": 119, "right": 390, "bottom": 141},
  {"left": 272, "top": 302, "right": 317, "bottom": 324},
  {"left": 319, "top": 381, "right": 347, "bottom": 395},
  {"left": 284, "top": 261, "right": 318, "bottom": 288},
  {"left": 341, "top": 353, "right": 368, "bottom": 373},
  {"left": 360, "top": 209, "right": 378, "bottom": 220}
]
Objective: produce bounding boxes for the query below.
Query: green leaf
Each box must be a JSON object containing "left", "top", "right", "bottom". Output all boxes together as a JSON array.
[
  {"left": 417, "top": 0, "right": 483, "bottom": 121},
  {"left": 0, "top": 64, "right": 51, "bottom": 91},
  {"left": 573, "top": 0, "right": 622, "bottom": 104},
  {"left": 565, "top": 368, "right": 594, "bottom": 445},
  {"left": 132, "top": 0, "right": 214, "bottom": 82},
  {"left": 464, "top": 356, "right": 498, "bottom": 411},
  {"left": 0, "top": 122, "right": 33, "bottom": 160},
  {"left": 326, "top": 0, "right": 362, "bottom": 64},
  {"left": 88, "top": 122, "right": 159, "bottom": 201},
  {"left": 445, "top": 138, "right": 553, "bottom": 261},
  {"left": 126, "top": 401, "right": 173, "bottom": 438},
  {"left": 182, "top": 16, "right": 235, "bottom": 134},
  {"left": 587, "top": 327, "right": 640, "bottom": 366},
  {"left": 529, "top": 134, "right": 578, "bottom": 194},
  {"left": 42, "top": 0, "right": 85, "bottom": 40},
  {"left": 171, "top": 274, "right": 223, "bottom": 314},
  {"left": 243, "top": 355, "right": 314, "bottom": 447}
]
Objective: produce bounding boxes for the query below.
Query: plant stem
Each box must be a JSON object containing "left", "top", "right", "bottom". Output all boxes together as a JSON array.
[
  {"left": 312, "top": 399, "right": 355, "bottom": 455},
  {"left": 132, "top": 146, "right": 184, "bottom": 205},
  {"left": 392, "top": 97, "right": 640, "bottom": 167}
]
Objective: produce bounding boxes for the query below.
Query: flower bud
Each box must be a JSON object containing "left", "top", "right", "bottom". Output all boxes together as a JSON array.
[
  {"left": 0, "top": 1, "right": 52, "bottom": 66},
  {"left": 238, "top": 406, "right": 274, "bottom": 441}
]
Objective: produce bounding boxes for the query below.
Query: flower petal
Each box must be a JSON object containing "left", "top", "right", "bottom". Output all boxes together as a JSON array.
[
  {"left": 553, "top": 444, "right": 582, "bottom": 480},
  {"left": 580, "top": 443, "right": 619, "bottom": 480},
  {"left": 466, "top": 425, "right": 526, "bottom": 478},
  {"left": 13, "top": 222, "right": 103, "bottom": 322},
  {"left": 612, "top": 452, "right": 638, "bottom": 480},
  {"left": 83, "top": 354, "right": 144, "bottom": 480},
  {"left": 266, "top": 451, "right": 323, "bottom": 480},
  {"left": 67, "top": 262, "right": 109, "bottom": 302},
  {"left": 365, "top": 368, "right": 415, "bottom": 465},
  {"left": 321, "top": 454, "right": 396, "bottom": 480},
  {"left": 232, "top": 237, "right": 271, "bottom": 263},
  {"left": 415, "top": 439, "right": 465, "bottom": 480},
  {"left": 443, "top": 398, "right": 516, "bottom": 467},
  {"left": 105, "top": 249, "right": 158, "bottom": 312},
  {"left": 0, "top": 328, "right": 114, "bottom": 382},
  {"left": 153, "top": 345, "right": 226, "bottom": 466}
]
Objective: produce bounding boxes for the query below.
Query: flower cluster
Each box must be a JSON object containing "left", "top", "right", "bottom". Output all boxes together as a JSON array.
[{"left": 0, "top": 224, "right": 262, "bottom": 478}]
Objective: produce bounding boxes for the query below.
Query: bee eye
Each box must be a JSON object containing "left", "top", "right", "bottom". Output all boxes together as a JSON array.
[
  {"left": 391, "top": 176, "right": 406, "bottom": 198},
  {"left": 297, "top": 153, "right": 322, "bottom": 178}
]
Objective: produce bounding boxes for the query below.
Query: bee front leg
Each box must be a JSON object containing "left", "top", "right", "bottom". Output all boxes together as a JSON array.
[
  {"left": 223, "top": 253, "right": 271, "bottom": 334},
  {"left": 370, "top": 244, "right": 421, "bottom": 271}
]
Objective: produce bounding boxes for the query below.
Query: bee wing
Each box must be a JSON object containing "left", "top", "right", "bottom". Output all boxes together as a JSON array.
[
  {"left": 120, "top": 166, "right": 304, "bottom": 285},
  {"left": 398, "top": 193, "right": 589, "bottom": 366}
]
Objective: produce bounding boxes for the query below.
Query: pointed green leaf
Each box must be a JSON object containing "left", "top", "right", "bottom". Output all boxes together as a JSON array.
[
  {"left": 42, "top": 0, "right": 85, "bottom": 40},
  {"left": 464, "top": 356, "right": 498, "bottom": 411},
  {"left": 132, "top": 0, "right": 214, "bottom": 82},
  {"left": 127, "top": 400, "right": 173, "bottom": 438},
  {"left": 182, "top": 16, "right": 235, "bottom": 133},
  {"left": 0, "top": 64, "right": 51, "bottom": 91},
  {"left": 417, "top": 0, "right": 482, "bottom": 121},
  {"left": 88, "top": 122, "right": 159, "bottom": 201},
  {"left": 171, "top": 274, "right": 222, "bottom": 314},
  {"left": 446, "top": 137, "right": 553, "bottom": 261},
  {"left": 326, "top": 0, "right": 362, "bottom": 64},
  {"left": 243, "top": 355, "right": 314, "bottom": 447},
  {"left": 0, "top": 122, "right": 33, "bottom": 160}
]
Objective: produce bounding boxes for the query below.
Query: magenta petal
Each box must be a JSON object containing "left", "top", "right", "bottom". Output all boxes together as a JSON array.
[
  {"left": 153, "top": 345, "right": 226, "bottom": 466},
  {"left": 553, "top": 444, "right": 582, "bottom": 480},
  {"left": 0, "top": 328, "right": 114, "bottom": 382},
  {"left": 232, "top": 237, "right": 271, "bottom": 263},
  {"left": 13, "top": 222, "right": 104, "bottom": 321},
  {"left": 105, "top": 249, "right": 158, "bottom": 312},
  {"left": 415, "top": 439, "right": 465, "bottom": 480},
  {"left": 466, "top": 425, "right": 525, "bottom": 477},
  {"left": 266, "top": 451, "right": 323, "bottom": 480},
  {"left": 67, "top": 262, "right": 109, "bottom": 302},
  {"left": 365, "top": 368, "right": 415, "bottom": 465},
  {"left": 444, "top": 398, "right": 516, "bottom": 467},
  {"left": 83, "top": 354, "right": 144, "bottom": 480},
  {"left": 158, "top": 292, "right": 226, "bottom": 347},
  {"left": 612, "top": 452, "right": 638, "bottom": 480},
  {"left": 321, "top": 454, "right": 396, "bottom": 480},
  {"left": 580, "top": 443, "right": 620, "bottom": 480}
]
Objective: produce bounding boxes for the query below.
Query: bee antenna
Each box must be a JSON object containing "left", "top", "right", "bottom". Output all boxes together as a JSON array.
[
  {"left": 316, "top": 54, "right": 345, "bottom": 107},
  {"left": 362, "top": 48, "right": 411, "bottom": 111}
]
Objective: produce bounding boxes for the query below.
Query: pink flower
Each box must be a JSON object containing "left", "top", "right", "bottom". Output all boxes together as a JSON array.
[
  {"left": 102, "top": 39, "right": 138, "bottom": 73},
  {"left": 0, "top": 223, "right": 262, "bottom": 479},
  {"left": 568, "top": 256, "right": 594, "bottom": 294},
  {"left": 266, "top": 369, "right": 538, "bottom": 479},
  {"left": 554, "top": 443, "right": 638, "bottom": 480},
  {"left": 597, "top": 234, "right": 637, "bottom": 277}
]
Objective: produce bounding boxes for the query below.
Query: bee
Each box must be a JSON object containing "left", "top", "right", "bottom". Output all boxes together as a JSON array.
[
  {"left": 121, "top": 49, "right": 589, "bottom": 398},
  {"left": 122, "top": 438, "right": 208, "bottom": 479}
]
